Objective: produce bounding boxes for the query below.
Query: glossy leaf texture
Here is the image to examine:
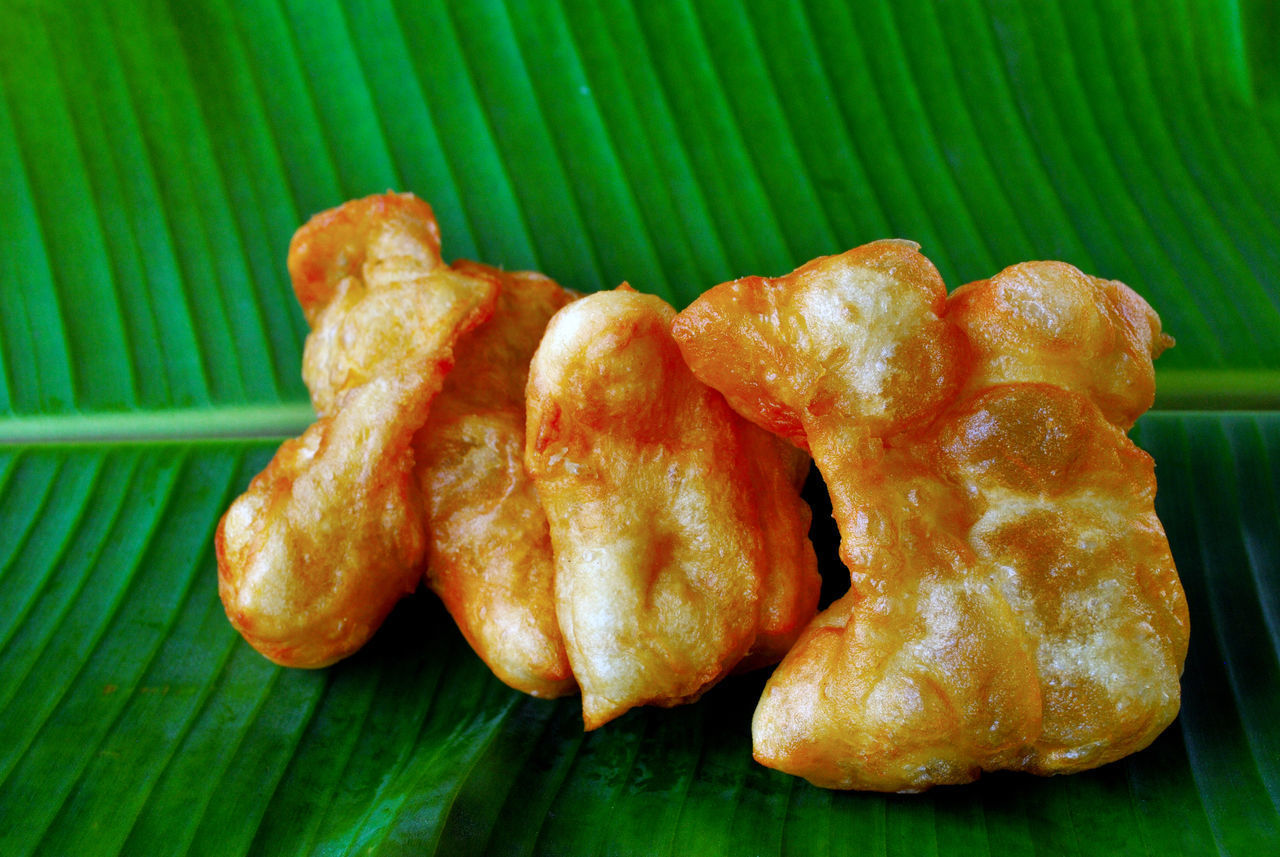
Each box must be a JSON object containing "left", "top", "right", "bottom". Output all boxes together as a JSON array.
[{"left": 1, "top": 0, "right": 1279, "bottom": 854}]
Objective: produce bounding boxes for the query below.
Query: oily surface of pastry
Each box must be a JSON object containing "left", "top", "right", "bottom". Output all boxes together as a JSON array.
[
  {"left": 673, "top": 243, "right": 1187, "bottom": 791},
  {"left": 216, "top": 193, "right": 498, "bottom": 668},
  {"left": 526, "top": 287, "right": 820, "bottom": 729},
  {"left": 415, "top": 262, "right": 578, "bottom": 698},
  {"left": 733, "top": 425, "right": 823, "bottom": 672}
]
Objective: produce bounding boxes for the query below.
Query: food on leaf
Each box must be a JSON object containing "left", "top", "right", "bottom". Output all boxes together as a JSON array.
[
  {"left": 526, "top": 287, "right": 820, "bottom": 729},
  {"left": 673, "top": 243, "right": 1187, "bottom": 791},
  {"left": 216, "top": 193, "right": 498, "bottom": 668},
  {"left": 415, "top": 263, "right": 578, "bottom": 698}
]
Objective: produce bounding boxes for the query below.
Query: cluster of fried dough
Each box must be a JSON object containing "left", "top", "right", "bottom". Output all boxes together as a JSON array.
[
  {"left": 217, "top": 195, "right": 1187, "bottom": 789},
  {"left": 216, "top": 193, "right": 820, "bottom": 725}
]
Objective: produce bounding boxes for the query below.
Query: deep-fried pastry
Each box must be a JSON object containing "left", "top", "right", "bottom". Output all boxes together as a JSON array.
[
  {"left": 415, "top": 263, "right": 578, "bottom": 698},
  {"left": 735, "top": 427, "right": 822, "bottom": 671},
  {"left": 216, "top": 193, "right": 498, "bottom": 668},
  {"left": 673, "top": 244, "right": 1187, "bottom": 790},
  {"left": 671, "top": 240, "right": 966, "bottom": 450},
  {"left": 947, "top": 260, "right": 1171, "bottom": 429},
  {"left": 526, "top": 287, "right": 820, "bottom": 728}
]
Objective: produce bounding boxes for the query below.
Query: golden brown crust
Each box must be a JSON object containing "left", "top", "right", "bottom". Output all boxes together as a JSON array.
[
  {"left": 735, "top": 432, "right": 821, "bottom": 672},
  {"left": 671, "top": 240, "right": 968, "bottom": 448},
  {"left": 415, "top": 263, "right": 578, "bottom": 698},
  {"left": 946, "top": 261, "right": 1174, "bottom": 430},
  {"left": 526, "top": 287, "right": 820, "bottom": 728},
  {"left": 216, "top": 193, "right": 498, "bottom": 668},
  {"left": 288, "top": 192, "right": 443, "bottom": 328},
  {"left": 675, "top": 251, "right": 1187, "bottom": 791}
]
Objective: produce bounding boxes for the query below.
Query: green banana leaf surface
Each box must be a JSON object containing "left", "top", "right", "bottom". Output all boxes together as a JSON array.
[{"left": 2, "top": 1, "right": 1278, "bottom": 854}]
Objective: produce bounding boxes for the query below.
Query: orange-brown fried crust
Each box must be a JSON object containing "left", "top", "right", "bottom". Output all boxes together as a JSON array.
[
  {"left": 670, "top": 241, "right": 967, "bottom": 449},
  {"left": 414, "top": 262, "right": 578, "bottom": 698},
  {"left": 947, "top": 261, "right": 1173, "bottom": 430},
  {"left": 216, "top": 193, "right": 498, "bottom": 668},
  {"left": 526, "top": 287, "right": 820, "bottom": 729},
  {"left": 735, "top": 430, "right": 822, "bottom": 672},
  {"left": 673, "top": 246, "right": 1187, "bottom": 791}
]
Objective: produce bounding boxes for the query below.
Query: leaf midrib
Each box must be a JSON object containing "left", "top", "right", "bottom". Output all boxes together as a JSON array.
[
  {"left": 0, "top": 403, "right": 315, "bottom": 445},
  {"left": 0, "top": 369, "right": 1275, "bottom": 445}
]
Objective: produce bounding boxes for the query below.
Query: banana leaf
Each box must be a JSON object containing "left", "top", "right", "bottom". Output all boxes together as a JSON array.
[{"left": 1, "top": 1, "right": 1278, "bottom": 854}]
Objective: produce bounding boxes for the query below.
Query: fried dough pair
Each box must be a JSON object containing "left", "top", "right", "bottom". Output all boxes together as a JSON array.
[
  {"left": 673, "top": 242, "right": 1188, "bottom": 790},
  {"left": 219, "top": 194, "right": 583, "bottom": 695},
  {"left": 415, "top": 264, "right": 577, "bottom": 698},
  {"left": 526, "top": 288, "right": 821, "bottom": 729},
  {"left": 217, "top": 193, "right": 498, "bottom": 668}
]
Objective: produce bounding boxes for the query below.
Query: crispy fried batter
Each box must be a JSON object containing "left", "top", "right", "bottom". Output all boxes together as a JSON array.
[
  {"left": 670, "top": 241, "right": 967, "bottom": 449},
  {"left": 415, "top": 263, "right": 578, "bottom": 698},
  {"left": 674, "top": 248, "right": 1187, "bottom": 790},
  {"left": 947, "top": 261, "right": 1174, "bottom": 429},
  {"left": 216, "top": 193, "right": 498, "bottom": 668},
  {"left": 526, "top": 287, "right": 819, "bottom": 729},
  {"left": 736, "top": 429, "right": 822, "bottom": 671}
]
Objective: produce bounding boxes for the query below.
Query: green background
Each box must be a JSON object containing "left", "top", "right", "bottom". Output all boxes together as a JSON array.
[{"left": 1, "top": 1, "right": 1277, "bottom": 854}]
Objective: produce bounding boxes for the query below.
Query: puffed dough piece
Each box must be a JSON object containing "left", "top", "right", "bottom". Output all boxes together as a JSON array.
[
  {"left": 526, "top": 287, "right": 820, "bottom": 729},
  {"left": 673, "top": 244, "right": 1187, "bottom": 790},
  {"left": 670, "top": 240, "right": 968, "bottom": 450},
  {"left": 216, "top": 193, "right": 498, "bottom": 668},
  {"left": 947, "top": 261, "right": 1172, "bottom": 429},
  {"left": 735, "top": 426, "right": 822, "bottom": 672},
  {"left": 415, "top": 263, "right": 578, "bottom": 698}
]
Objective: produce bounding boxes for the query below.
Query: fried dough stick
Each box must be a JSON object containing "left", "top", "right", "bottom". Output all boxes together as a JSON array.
[
  {"left": 673, "top": 243, "right": 1187, "bottom": 790},
  {"left": 216, "top": 194, "right": 498, "bottom": 668},
  {"left": 526, "top": 288, "right": 820, "bottom": 729},
  {"left": 415, "top": 263, "right": 577, "bottom": 698}
]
